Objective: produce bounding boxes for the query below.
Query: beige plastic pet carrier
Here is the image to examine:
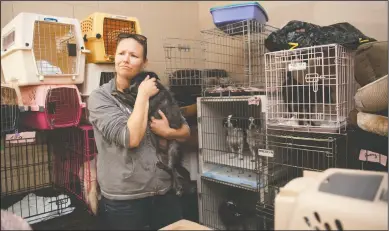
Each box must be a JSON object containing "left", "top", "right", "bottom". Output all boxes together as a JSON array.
[
  {"left": 81, "top": 12, "right": 142, "bottom": 64},
  {"left": 0, "top": 12, "right": 88, "bottom": 86}
]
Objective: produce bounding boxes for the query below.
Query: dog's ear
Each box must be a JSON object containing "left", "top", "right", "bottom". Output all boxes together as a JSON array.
[{"left": 145, "top": 71, "right": 160, "bottom": 81}]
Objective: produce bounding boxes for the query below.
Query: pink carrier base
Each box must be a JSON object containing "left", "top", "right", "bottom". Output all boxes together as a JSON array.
[{"left": 20, "top": 85, "right": 86, "bottom": 130}]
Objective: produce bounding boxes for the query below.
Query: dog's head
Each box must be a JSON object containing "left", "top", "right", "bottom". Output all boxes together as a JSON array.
[{"left": 131, "top": 71, "right": 160, "bottom": 84}]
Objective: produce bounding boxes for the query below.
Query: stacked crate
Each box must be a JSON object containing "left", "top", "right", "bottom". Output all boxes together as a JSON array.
[
  {"left": 164, "top": 3, "right": 277, "bottom": 229},
  {"left": 261, "top": 43, "right": 357, "bottom": 223},
  {"left": 0, "top": 12, "right": 88, "bottom": 221},
  {"left": 1, "top": 13, "right": 87, "bottom": 131},
  {"left": 79, "top": 12, "right": 141, "bottom": 124},
  {"left": 0, "top": 11, "right": 143, "bottom": 219}
]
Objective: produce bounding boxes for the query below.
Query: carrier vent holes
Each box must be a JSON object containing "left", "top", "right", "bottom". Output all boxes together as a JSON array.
[{"left": 304, "top": 212, "right": 344, "bottom": 231}]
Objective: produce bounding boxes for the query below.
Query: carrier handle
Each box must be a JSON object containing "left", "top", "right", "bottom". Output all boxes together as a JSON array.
[{"left": 43, "top": 17, "right": 58, "bottom": 22}]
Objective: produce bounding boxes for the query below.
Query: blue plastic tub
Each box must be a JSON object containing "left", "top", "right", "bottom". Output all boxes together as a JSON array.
[{"left": 210, "top": 2, "right": 269, "bottom": 27}]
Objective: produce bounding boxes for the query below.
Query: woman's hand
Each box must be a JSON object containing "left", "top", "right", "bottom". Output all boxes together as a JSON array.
[
  {"left": 150, "top": 110, "right": 172, "bottom": 138},
  {"left": 138, "top": 76, "right": 159, "bottom": 98}
]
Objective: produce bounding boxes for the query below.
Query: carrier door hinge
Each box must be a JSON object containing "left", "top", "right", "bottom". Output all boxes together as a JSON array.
[
  {"left": 197, "top": 117, "right": 201, "bottom": 123},
  {"left": 198, "top": 192, "right": 202, "bottom": 199}
]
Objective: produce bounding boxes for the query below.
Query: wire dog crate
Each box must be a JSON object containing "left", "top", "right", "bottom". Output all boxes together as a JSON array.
[
  {"left": 80, "top": 63, "right": 116, "bottom": 96},
  {"left": 1, "top": 12, "right": 87, "bottom": 86},
  {"left": 163, "top": 38, "right": 205, "bottom": 107},
  {"left": 164, "top": 20, "right": 276, "bottom": 97},
  {"left": 255, "top": 130, "right": 350, "bottom": 221},
  {"left": 1, "top": 131, "right": 73, "bottom": 225},
  {"left": 81, "top": 12, "right": 141, "bottom": 63},
  {"left": 20, "top": 85, "right": 85, "bottom": 130},
  {"left": 164, "top": 38, "right": 205, "bottom": 87},
  {"left": 201, "top": 20, "right": 275, "bottom": 96},
  {"left": 1, "top": 84, "right": 26, "bottom": 135},
  {"left": 265, "top": 44, "right": 356, "bottom": 134},
  {"left": 197, "top": 95, "right": 267, "bottom": 191},
  {"left": 198, "top": 177, "right": 272, "bottom": 230},
  {"left": 51, "top": 125, "right": 98, "bottom": 215}
]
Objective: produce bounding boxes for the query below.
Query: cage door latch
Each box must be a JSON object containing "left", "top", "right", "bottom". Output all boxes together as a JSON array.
[
  {"left": 305, "top": 73, "right": 324, "bottom": 92},
  {"left": 81, "top": 48, "right": 91, "bottom": 54}
]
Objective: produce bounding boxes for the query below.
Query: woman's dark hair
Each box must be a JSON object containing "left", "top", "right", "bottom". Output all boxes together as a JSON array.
[{"left": 116, "top": 33, "right": 148, "bottom": 61}]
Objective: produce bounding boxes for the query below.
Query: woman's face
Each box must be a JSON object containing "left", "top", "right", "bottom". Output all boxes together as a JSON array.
[{"left": 115, "top": 38, "right": 147, "bottom": 80}]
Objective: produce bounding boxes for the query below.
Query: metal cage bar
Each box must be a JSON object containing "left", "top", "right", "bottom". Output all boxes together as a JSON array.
[
  {"left": 197, "top": 96, "right": 267, "bottom": 192},
  {"left": 1, "top": 86, "right": 21, "bottom": 135},
  {"left": 256, "top": 130, "right": 351, "bottom": 218},
  {"left": 201, "top": 20, "right": 276, "bottom": 96},
  {"left": 99, "top": 72, "right": 115, "bottom": 86},
  {"left": 33, "top": 21, "right": 78, "bottom": 76},
  {"left": 164, "top": 20, "right": 277, "bottom": 97},
  {"left": 0, "top": 131, "right": 72, "bottom": 224},
  {"left": 50, "top": 125, "right": 98, "bottom": 214},
  {"left": 265, "top": 44, "right": 356, "bottom": 134},
  {"left": 198, "top": 177, "right": 271, "bottom": 230}
]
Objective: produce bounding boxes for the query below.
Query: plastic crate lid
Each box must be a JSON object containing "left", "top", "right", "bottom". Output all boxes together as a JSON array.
[{"left": 210, "top": 1, "right": 269, "bottom": 21}]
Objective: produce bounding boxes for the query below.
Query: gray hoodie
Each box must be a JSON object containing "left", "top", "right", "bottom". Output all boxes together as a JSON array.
[{"left": 87, "top": 78, "right": 188, "bottom": 201}]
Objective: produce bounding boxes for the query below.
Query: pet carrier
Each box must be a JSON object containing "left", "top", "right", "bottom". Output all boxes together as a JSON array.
[
  {"left": 274, "top": 168, "right": 388, "bottom": 231},
  {"left": 197, "top": 95, "right": 268, "bottom": 191},
  {"left": 265, "top": 44, "right": 356, "bottom": 134},
  {"left": 81, "top": 12, "right": 141, "bottom": 64},
  {"left": 1, "top": 83, "right": 26, "bottom": 135},
  {"left": 51, "top": 125, "right": 98, "bottom": 215},
  {"left": 19, "top": 85, "right": 85, "bottom": 130},
  {"left": 255, "top": 130, "right": 351, "bottom": 223},
  {"left": 1, "top": 131, "right": 74, "bottom": 225},
  {"left": 198, "top": 177, "right": 272, "bottom": 230},
  {"left": 0, "top": 12, "right": 87, "bottom": 86},
  {"left": 80, "top": 63, "right": 116, "bottom": 96}
]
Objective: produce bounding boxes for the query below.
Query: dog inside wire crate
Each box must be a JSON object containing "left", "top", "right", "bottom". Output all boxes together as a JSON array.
[
  {"left": 198, "top": 96, "right": 268, "bottom": 191},
  {"left": 198, "top": 177, "right": 273, "bottom": 230},
  {"left": 265, "top": 44, "right": 356, "bottom": 134},
  {"left": 255, "top": 129, "right": 351, "bottom": 219},
  {"left": 0, "top": 130, "right": 75, "bottom": 225}
]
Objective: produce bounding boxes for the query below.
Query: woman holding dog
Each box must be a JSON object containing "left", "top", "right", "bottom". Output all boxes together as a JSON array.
[{"left": 87, "top": 33, "right": 191, "bottom": 230}]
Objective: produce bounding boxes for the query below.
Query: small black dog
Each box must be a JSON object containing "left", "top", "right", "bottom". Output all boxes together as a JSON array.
[
  {"left": 282, "top": 71, "right": 333, "bottom": 126},
  {"left": 111, "top": 71, "right": 189, "bottom": 196}
]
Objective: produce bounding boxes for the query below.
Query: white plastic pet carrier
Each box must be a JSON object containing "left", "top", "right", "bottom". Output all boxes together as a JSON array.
[
  {"left": 80, "top": 63, "right": 116, "bottom": 96},
  {"left": 1, "top": 12, "right": 88, "bottom": 86}
]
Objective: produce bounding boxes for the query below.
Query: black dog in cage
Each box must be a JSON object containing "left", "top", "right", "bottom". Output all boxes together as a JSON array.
[
  {"left": 282, "top": 71, "right": 333, "bottom": 126},
  {"left": 111, "top": 71, "right": 190, "bottom": 196}
]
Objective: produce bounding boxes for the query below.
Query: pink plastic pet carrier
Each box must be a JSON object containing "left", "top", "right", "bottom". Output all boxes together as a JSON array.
[{"left": 20, "top": 85, "right": 85, "bottom": 130}]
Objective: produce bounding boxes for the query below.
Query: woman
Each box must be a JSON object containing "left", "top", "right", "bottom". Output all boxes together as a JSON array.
[{"left": 87, "top": 33, "right": 191, "bottom": 230}]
